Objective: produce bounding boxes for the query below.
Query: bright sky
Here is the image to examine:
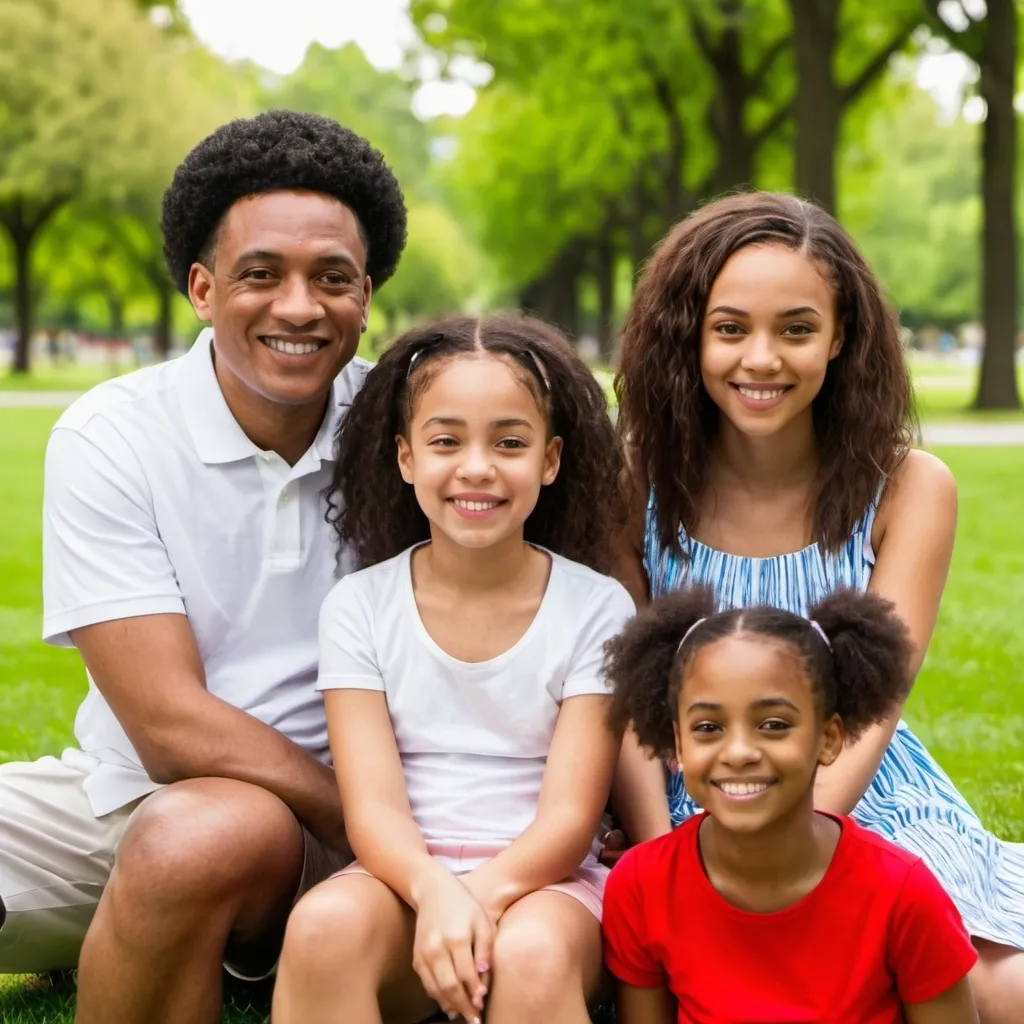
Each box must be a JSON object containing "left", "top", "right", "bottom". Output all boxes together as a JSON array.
[{"left": 177, "top": 0, "right": 480, "bottom": 118}]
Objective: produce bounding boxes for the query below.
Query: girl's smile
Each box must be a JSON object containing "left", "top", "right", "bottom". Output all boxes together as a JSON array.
[
  {"left": 675, "top": 635, "right": 842, "bottom": 834},
  {"left": 701, "top": 244, "right": 841, "bottom": 439},
  {"left": 397, "top": 353, "right": 561, "bottom": 552}
]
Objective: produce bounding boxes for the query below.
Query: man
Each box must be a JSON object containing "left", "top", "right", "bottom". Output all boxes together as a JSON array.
[{"left": 0, "top": 110, "right": 407, "bottom": 1023}]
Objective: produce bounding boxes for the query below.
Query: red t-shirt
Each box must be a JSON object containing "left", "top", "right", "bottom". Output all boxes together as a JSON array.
[{"left": 603, "top": 813, "right": 977, "bottom": 1023}]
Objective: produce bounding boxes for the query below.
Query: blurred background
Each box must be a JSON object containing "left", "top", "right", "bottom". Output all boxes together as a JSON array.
[{"left": 0, "top": 0, "right": 1022, "bottom": 412}]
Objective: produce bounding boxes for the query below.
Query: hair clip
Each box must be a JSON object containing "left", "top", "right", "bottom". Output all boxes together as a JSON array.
[
  {"left": 676, "top": 616, "right": 706, "bottom": 656},
  {"left": 522, "top": 349, "right": 551, "bottom": 392},
  {"left": 809, "top": 619, "right": 833, "bottom": 652},
  {"left": 405, "top": 332, "right": 445, "bottom": 381}
]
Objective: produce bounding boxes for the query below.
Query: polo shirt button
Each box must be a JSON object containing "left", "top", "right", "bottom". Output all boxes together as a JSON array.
[
  {"left": 279, "top": 491, "right": 289, "bottom": 504},
  {"left": 259, "top": 452, "right": 272, "bottom": 463}
]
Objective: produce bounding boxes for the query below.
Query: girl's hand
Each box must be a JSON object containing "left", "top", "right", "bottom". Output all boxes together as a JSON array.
[{"left": 412, "top": 873, "right": 493, "bottom": 1023}]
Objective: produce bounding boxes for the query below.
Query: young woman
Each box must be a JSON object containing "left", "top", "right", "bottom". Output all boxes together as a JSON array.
[
  {"left": 272, "top": 315, "right": 634, "bottom": 1024},
  {"left": 611, "top": 191, "right": 1023, "bottom": 1022},
  {"left": 602, "top": 584, "right": 979, "bottom": 1023}
]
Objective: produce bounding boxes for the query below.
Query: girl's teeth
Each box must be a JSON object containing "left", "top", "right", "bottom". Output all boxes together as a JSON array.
[
  {"left": 737, "top": 386, "right": 786, "bottom": 401},
  {"left": 453, "top": 499, "right": 500, "bottom": 511},
  {"left": 264, "top": 338, "right": 321, "bottom": 355},
  {"left": 719, "top": 781, "right": 771, "bottom": 796}
]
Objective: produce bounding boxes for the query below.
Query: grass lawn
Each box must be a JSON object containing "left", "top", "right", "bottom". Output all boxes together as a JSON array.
[{"left": 1, "top": 407, "right": 1022, "bottom": 1020}]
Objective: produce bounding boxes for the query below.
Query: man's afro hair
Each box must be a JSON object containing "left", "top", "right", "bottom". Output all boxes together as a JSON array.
[{"left": 161, "top": 109, "right": 408, "bottom": 295}]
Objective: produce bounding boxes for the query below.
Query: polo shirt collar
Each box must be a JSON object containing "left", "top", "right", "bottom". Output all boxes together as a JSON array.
[{"left": 177, "top": 328, "right": 360, "bottom": 467}]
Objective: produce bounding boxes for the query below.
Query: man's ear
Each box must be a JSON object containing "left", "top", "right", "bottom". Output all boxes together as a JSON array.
[
  {"left": 188, "top": 263, "right": 215, "bottom": 322},
  {"left": 396, "top": 434, "right": 414, "bottom": 484},
  {"left": 361, "top": 275, "right": 373, "bottom": 333}
]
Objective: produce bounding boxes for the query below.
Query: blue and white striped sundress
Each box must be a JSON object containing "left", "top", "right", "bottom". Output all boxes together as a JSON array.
[{"left": 645, "top": 496, "right": 1024, "bottom": 949}]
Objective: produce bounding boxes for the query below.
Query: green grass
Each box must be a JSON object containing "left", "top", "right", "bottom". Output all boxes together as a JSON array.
[{"left": 1, "top": 407, "right": 1022, "bottom": 1019}]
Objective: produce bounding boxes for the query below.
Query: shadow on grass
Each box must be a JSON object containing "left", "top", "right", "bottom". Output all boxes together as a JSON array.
[
  {"left": 0, "top": 973, "right": 273, "bottom": 1024},
  {"left": 0, "top": 974, "right": 616, "bottom": 1023}
]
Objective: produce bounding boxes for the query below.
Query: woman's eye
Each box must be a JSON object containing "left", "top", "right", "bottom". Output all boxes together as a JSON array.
[
  {"left": 715, "top": 322, "right": 744, "bottom": 336},
  {"left": 429, "top": 437, "right": 459, "bottom": 448},
  {"left": 783, "top": 324, "right": 812, "bottom": 337},
  {"left": 692, "top": 721, "right": 720, "bottom": 734},
  {"left": 760, "top": 719, "right": 791, "bottom": 732},
  {"left": 496, "top": 437, "right": 527, "bottom": 449}
]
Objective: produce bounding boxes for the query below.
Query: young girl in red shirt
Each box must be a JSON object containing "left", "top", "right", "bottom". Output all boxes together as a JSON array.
[{"left": 601, "top": 584, "right": 979, "bottom": 1024}]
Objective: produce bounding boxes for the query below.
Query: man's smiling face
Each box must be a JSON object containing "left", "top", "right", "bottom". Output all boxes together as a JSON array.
[{"left": 188, "top": 188, "right": 372, "bottom": 411}]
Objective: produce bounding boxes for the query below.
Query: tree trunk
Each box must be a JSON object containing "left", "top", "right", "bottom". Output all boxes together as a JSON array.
[
  {"left": 1, "top": 194, "right": 71, "bottom": 373},
  {"left": 12, "top": 231, "right": 33, "bottom": 373},
  {"left": 152, "top": 272, "right": 174, "bottom": 361},
  {"left": 520, "top": 241, "right": 584, "bottom": 341},
  {"left": 594, "top": 228, "right": 616, "bottom": 363},
  {"left": 790, "top": 0, "right": 841, "bottom": 213},
  {"left": 975, "top": 0, "right": 1021, "bottom": 409},
  {"left": 705, "top": 14, "right": 757, "bottom": 194}
]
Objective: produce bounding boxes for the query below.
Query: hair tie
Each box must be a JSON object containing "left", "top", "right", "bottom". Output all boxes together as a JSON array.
[
  {"left": 810, "top": 619, "right": 833, "bottom": 652},
  {"left": 676, "top": 617, "right": 706, "bottom": 655}
]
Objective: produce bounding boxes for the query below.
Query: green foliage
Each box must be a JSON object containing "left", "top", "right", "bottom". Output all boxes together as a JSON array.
[{"left": 841, "top": 71, "right": 981, "bottom": 326}]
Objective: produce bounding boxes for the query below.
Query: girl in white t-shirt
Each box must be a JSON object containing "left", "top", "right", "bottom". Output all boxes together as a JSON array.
[{"left": 273, "top": 314, "right": 635, "bottom": 1024}]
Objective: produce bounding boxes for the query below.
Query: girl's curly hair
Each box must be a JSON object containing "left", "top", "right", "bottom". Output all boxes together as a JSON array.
[
  {"left": 615, "top": 190, "right": 916, "bottom": 556},
  {"left": 606, "top": 585, "right": 912, "bottom": 760},
  {"left": 328, "top": 314, "right": 624, "bottom": 572}
]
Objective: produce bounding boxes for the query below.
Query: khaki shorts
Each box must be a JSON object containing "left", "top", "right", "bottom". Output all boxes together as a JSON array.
[{"left": 0, "top": 749, "right": 349, "bottom": 977}]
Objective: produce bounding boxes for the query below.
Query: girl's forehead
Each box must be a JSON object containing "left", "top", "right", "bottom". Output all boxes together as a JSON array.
[
  {"left": 683, "top": 635, "right": 812, "bottom": 703},
  {"left": 709, "top": 244, "right": 834, "bottom": 306},
  {"left": 412, "top": 351, "right": 546, "bottom": 420}
]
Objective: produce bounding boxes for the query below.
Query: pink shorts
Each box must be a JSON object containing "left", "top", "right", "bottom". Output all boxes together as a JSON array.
[{"left": 336, "top": 841, "right": 609, "bottom": 921}]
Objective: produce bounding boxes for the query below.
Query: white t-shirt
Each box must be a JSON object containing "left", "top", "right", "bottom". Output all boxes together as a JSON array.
[
  {"left": 317, "top": 545, "right": 636, "bottom": 868},
  {"left": 42, "top": 329, "right": 368, "bottom": 816}
]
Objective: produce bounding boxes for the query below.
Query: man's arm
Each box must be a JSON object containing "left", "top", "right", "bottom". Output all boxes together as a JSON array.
[
  {"left": 43, "top": 424, "right": 344, "bottom": 847},
  {"left": 72, "top": 614, "right": 346, "bottom": 849}
]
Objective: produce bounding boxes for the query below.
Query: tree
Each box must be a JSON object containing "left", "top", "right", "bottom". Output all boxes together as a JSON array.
[
  {"left": 924, "top": 0, "right": 1021, "bottom": 409},
  {"left": 0, "top": 0, "right": 189, "bottom": 371},
  {"left": 841, "top": 73, "right": 980, "bottom": 326},
  {"left": 785, "top": 0, "right": 921, "bottom": 213}
]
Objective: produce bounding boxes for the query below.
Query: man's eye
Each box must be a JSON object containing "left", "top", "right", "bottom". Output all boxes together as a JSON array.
[
  {"left": 321, "top": 273, "right": 352, "bottom": 286},
  {"left": 242, "top": 269, "right": 274, "bottom": 281}
]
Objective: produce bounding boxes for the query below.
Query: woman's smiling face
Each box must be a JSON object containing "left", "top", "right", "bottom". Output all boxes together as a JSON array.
[{"left": 700, "top": 244, "right": 843, "bottom": 439}]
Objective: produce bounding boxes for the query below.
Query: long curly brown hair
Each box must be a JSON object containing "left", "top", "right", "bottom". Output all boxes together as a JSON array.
[
  {"left": 605, "top": 585, "right": 912, "bottom": 760},
  {"left": 616, "top": 191, "right": 916, "bottom": 556},
  {"left": 328, "top": 314, "right": 623, "bottom": 571}
]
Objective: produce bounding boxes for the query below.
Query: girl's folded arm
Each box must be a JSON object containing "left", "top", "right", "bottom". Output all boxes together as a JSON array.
[
  {"left": 462, "top": 693, "right": 618, "bottom": 915},
  {"left": 324, "top": 688, "right": 451, "bottom": 906},
  {"left": 616, "top": 982, "right": 677, "bottom": 1024}
]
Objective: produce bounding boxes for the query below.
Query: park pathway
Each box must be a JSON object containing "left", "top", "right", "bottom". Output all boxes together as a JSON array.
[{"left": 2, "top": 390, "right": 1024, "bottom": 447}]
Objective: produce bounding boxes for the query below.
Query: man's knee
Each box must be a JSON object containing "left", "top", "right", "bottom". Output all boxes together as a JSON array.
[{"left": 113, "top": 778, "right": 304, "bottom": 909}]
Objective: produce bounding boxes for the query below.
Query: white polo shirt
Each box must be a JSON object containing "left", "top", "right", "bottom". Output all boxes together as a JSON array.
[{"left": 42, "top": 329, "right": 368, "bottom": 816}]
